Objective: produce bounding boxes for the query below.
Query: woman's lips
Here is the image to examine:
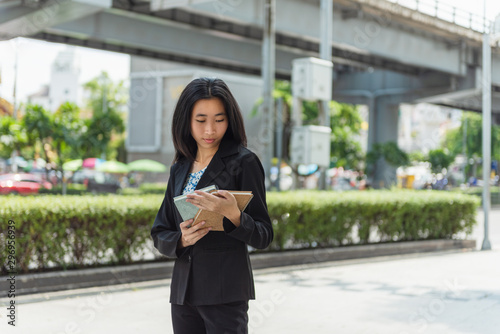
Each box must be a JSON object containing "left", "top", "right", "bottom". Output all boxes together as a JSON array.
[{"left": 204, "top": 138, "right": 215, "bottom": 144}]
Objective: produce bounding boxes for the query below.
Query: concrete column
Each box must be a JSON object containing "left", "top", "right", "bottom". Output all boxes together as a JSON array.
[{"left": 369, "top": 97, "right": 400, "bottom": 188}]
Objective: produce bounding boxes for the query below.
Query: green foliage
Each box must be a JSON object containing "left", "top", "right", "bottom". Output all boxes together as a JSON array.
[
  {"left": 5, "top": 72, "right": 127, "bottom": 175},
  {"left": 80, "top": 72, "right": 127, "bottom": 159},
  {"left": 138, "top": 182, "right": 169, "bottom": 194},
  {"left": 0, "top": 115, "right": 28, "bottom": 158},
  {"left": 366, "top": 141, "right": 410, "bottom": 175},
  {"left": 0, "top": 194, "right": 161, "bottom": 273},
  {"left": 0, "top": 190, "right": 479, "bottom": 273},
  {"left": 22, "top": 103, "right": 86, "bottom": 188},
  {"left": 426, "top": 148, "right": 455, "bottom": 173},
  {"left": 452, "top": 186, "right": 500, "bottom": 205},
  {"left": 52, "top": 102, "right": 86, "bottom": 164},
  {"left": 329, "top": 101, "right": 364, "bottom": 169},
  {"left": 39, "top": 183, "right": 87, "bottom": 195},
  {"left": 22, "top": 103, "right": 84, "bottom": 169},
  {"left": 408, "top": 151, "right": 426, "bottom": 163},
  {"left": 267, "top": 190, "right": 479, "bottom": 250},
  {"left": 254, "top": 80, "right": 365, "bottom": 169},
  {"left": 121, "top": 183, "right": 169, "bottom": 195},
  {"left": 444, "top": 112, "right": 500, "bottom": 163}
]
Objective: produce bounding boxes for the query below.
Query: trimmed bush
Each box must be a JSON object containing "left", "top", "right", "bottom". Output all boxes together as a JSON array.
[
  {"left": 138, "top": 183, "right": 168, "bottom": 194},
  {"left": 454, "top": 186, "right": 500, "bottom": 205},
  {"left": 121, "top": 183, "right": 168, "bottom": 195},
  {"left": 39, "top": 184, "right": 87, "bottom": 195},
  {"left": 267, "top": 190, "right": 480, "bottom": 250},
  {"left": 0, "top": 194, "right": 161, "bottom": 274},
  {"left": 0, "top": 190, "right": 479, "bottom": 274}
]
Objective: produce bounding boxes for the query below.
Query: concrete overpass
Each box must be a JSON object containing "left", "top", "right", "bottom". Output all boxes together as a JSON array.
[
  {"left": 2, "top": 0, "right": 499, "bottom": 102},
  {"left": 1, "top": 0, "right": 500, "bottom": 185}
]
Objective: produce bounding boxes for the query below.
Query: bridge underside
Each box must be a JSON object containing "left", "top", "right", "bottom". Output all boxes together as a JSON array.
[{"left": 2, "top": 1, "right": 500, "bottom": 111}]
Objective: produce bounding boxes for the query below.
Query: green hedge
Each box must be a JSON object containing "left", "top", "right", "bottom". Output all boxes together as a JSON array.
[
  {"left": 0, "top": 195, "right": 161, "bottom": 273},
  {"left": 0, "top": 190, "right": 479, "bottom": 274},
  {"left": 451, "top": 186, "right": 500, "bottom": 205},
  {"left": 267, "top": 190, "right": 479, "bottom": 250},
  {"left": 39, "top": 183, "right": 168, "bottom": 196},
  {"left": 39, "top": 183, "right": 88, "bottom": 195},
  {"left": 121, "top": 183, "right": 168, "bottom": 195}
]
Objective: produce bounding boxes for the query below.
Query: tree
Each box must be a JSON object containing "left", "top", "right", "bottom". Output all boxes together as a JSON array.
[
  {"left": 0, "top": 116, "right": 28, "bottom": 159},
  {"left": 80, "top": 72, "right": 127, "bottom": 159},
  {"left": 329, "top": 101, "right": 364, "bottom": 170},
  {"left": 52, "top": 102, "right": 85, "bottom": 164},
  {"left": 443, "top": 111, "right": 500, "bottom": 177},
  {"left": 426, "top": 148, "right": 454, "bottom": 173},
  {"left": 366, "top": 141, "right": 410, "bottom": 180},
  {"left": 258, "top": 80, "right": 365, "bottom": 170},
  {"left": 22, "top": 103, "right": 86, "bottom": 192},
  {"left": 23, "top": 104, "right": 57, "bottom": 166}
]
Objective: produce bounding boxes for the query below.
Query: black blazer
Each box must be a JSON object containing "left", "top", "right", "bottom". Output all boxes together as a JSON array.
[{"left": 151, "top": 140, "right": 273, "bottom": 305}]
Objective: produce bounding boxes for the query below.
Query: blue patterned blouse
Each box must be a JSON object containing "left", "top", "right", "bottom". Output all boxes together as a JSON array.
[{"left": 182, "top": 166, "right": 207, "bottom": 195}]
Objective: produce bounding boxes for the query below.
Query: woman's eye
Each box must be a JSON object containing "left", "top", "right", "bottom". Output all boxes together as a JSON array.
[
  {"left": 196, "top": 120, "right": 205, "bottom": 123},
  {"left": 216, "top": 119, "right": 225, "bottom": 123}
]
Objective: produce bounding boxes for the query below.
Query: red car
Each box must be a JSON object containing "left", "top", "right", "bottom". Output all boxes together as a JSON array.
[{"left": 0, "top": 173, "right": 53, "bottom": 195}]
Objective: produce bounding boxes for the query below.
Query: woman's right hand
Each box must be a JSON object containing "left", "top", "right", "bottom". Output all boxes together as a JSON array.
[{"left": 177, "top": 219, "right": 211, "bottom": 249}]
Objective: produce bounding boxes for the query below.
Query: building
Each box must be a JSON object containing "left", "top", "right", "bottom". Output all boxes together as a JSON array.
[
  {"left": 494, "top": 13, "right": 500, "bottom": 35},
  {"left": 398, "top": 103, "right": 462, "bottom": 154},
  {"left": 126, "top": 57, "right": 264, "bottom": 172},
  {"left": 28, "top": 48, "right": 81, "bottom": 111}
]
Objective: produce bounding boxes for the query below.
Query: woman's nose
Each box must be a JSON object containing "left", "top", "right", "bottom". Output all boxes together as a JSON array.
[{"left": 205, "top": 122, "right": 215, "bottom": 134}]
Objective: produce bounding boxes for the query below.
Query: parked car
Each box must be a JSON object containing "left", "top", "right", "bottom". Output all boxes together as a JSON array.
[
  {"left": 0, "top": 173, "right": 53, "bottom": 195},
  {"left": 71, "top": 170, "right": 121, "bottom": 193}
]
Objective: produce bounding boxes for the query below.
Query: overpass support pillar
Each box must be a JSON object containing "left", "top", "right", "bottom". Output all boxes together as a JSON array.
[
  {"left": 333, "top": 70, "right": 449, "bottom": 188},
  {"left": 368, "top": 96, "right": 400, "bottom": 188}
]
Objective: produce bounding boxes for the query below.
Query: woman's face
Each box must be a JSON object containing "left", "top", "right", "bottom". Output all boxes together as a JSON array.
[{"left": 190, "top": 97, "right": 228, "bottom": 152}]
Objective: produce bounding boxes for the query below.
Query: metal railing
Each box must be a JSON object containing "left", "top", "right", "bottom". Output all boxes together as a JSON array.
[{"left": 388, "top": 0, "right": 493, "bottom": 33}]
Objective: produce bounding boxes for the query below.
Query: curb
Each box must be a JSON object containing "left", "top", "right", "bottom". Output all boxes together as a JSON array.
[{"left": 1, "top": 239, "right": 476, "bottom": 295}]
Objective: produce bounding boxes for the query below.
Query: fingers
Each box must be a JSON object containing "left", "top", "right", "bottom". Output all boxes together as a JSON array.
[
  {"left": 179, "top": 219, "right": 211, "bottom": 247},
  {"left": 214, "top": 189, "right": 235, "bottom": 201},
  {"left": 186, "top": 191, "right": 219, "bottom": 211},
  {"left": 185, "top": 193, "right": 204, "bottom": 207},
  {"left": 180, "top": 219, "right": 194, "bottom": 229}
]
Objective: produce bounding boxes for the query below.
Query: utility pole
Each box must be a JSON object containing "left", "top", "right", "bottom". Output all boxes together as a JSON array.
[
  {"left": 318, "top": 0, "right": 333, "bottom": 190},
  {"left": 481, "top": 2, "right": 492, "bottom": 251},
  {"left": 262, "top": 0, "right": 275, "bottom": 190},
  {"left": 11, "top": 39, "right": 19, "bottom": 173}
]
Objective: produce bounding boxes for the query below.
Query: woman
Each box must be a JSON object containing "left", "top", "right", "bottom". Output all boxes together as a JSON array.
[{"left": 151, "top": 77, "right": 273, "bottom": 334}]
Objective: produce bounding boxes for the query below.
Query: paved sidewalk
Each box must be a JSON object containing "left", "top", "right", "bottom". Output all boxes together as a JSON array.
[
  {"left": 1, "top": 248, "right": 499, "bottom": 334},
  {"left": 1, "top": 208, "right": 498, "bottom": 333}
]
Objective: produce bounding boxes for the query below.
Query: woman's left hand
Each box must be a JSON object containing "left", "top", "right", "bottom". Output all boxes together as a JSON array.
[{"left": 186, "top": 190, "right": 241, "bottom": 226}]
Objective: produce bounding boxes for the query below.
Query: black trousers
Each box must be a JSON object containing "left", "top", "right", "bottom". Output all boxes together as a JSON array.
[{"left": 171, "top": 300, "right": 249, "bottom": 334}]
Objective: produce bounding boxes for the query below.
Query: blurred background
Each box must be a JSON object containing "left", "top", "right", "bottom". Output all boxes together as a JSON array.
[
  {"left": 1, "top": 2, "right": 500, "bottom": 333},
  {"left": 0, "top": 0, "right": 499, "bottom": 199}
]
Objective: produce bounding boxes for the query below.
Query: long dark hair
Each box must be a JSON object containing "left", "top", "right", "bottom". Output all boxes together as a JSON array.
[{"left": 171, "top": 77, "right": 247, "bottom": 163}]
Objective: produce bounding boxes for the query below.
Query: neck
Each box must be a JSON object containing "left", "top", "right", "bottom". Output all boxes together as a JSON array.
[{"left": 195, "top": 146, "right": 218, "bottom": 165}]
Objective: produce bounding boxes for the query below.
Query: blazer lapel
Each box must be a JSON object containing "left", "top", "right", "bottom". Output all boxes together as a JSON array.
[
  {"left": 174, "top": 160, "right": 191, "bottom": 196},
  {"left": 176, "top": 140, "right": 240, "bottom": 191},
  {"left": 196, "top": 140, "right": 239, "bottom": 189},
  {"left": 196, "top": 152, "right": 224, "bottom": 189}
]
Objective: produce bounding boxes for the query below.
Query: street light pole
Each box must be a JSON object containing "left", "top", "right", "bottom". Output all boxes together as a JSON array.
[
  {"left": 11, "top": 39, "right": 19, "bottom": 173},
  {"left": 262, "top": 0, "right": 275, "bottom": 190},
  {"left": 318, "top": 0, "right": 333, "bottom": 190},
  {"left": 481, "top": 1, "right": 492, "bottom": 251}
]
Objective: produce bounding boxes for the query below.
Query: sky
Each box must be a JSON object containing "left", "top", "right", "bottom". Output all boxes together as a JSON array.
[
  {"left": 0, "top": 38, "right": 130, "bottom": 105},
  {"left": 0, "top": 0, "right": 499, "bottom": 105}
]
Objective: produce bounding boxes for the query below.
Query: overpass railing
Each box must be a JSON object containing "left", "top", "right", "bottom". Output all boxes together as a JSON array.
[{"left": 388, "top": 0, "right": 492, "bottom": 33}]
